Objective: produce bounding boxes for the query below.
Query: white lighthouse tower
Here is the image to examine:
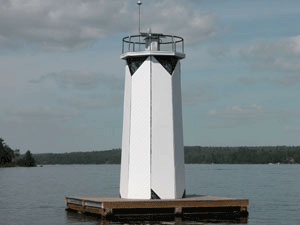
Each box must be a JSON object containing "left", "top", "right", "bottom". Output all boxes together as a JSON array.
[
  {"left": 120, "top": 30, "right": 186, "bottom": 199},
  {"left": 65, "top": 4, "right": 249, "bottom": 217}
]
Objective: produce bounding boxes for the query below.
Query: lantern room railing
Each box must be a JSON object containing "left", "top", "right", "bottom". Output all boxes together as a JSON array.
[{"left": 122, "top": 33, "right": 184, "bottom": 54}]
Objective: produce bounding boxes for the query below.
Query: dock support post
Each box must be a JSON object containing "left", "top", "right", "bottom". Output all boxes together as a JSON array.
[
  {"left": 174, "top": 207, "right": 182, "bottom": 215},
  {"left": 240, "top": 206, "right": 247, "bottom": 212},
  {"left": 240, "top": 206, "right": 248, "bottom": 216},
  {"left": 103, "top": 208, "right": 112, "bottom": 217}
]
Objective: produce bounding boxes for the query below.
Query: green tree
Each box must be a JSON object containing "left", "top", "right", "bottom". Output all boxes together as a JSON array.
[
  {"left": 24, "top": 150, "right": 36, "bottom": 167},
  {"left": 0, "top": 138, "right": 14, "bottom": 165},
  {"left": 17, "top": 150, "right": 36, "bottom": 167},
  {"left": 0, "top": 138, "right": 4, "bottom": 164}
]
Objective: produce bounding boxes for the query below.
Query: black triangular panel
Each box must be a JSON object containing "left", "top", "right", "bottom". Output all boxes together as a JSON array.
[
  {"left": 154, "top": 56, "right": 178, "bottom": 75},
  {"left": 126, "top": 56, "right": 148, "bottom": 76},
  {"left": 151, "top": 189, "right": 161, "bottom": 199},
  {"left": 182, "top": 189, "right": 186, "bottom": 198}
]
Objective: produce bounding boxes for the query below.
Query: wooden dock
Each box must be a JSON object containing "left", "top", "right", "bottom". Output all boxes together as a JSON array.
[{"left": 65, "top": 195, "right": 248, "bottom": 218}]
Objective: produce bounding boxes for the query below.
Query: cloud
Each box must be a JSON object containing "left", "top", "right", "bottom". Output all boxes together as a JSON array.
[
  {"left": 31, "top": 70, "right": 122, "bottom": 90},
  {"left": 240, "top": 35, "right": 300, "bottom": 60},
  {"left": 0, "top": 0, "right": 220, "bottom": 51},
  {"left": 206, "top": 104, "right": 270, "bottom": 128},
  {"left": 57, "top": 93, "right": 122, "bottom": 109},
  {"left": 206, "top": 104, "right": 300, "bottom": 129},
  {"left": 208, "top": 104, "right": 265, "bottom": 118},
  {"left": 182, "top": 84, "right": 218, "bottom": 105},
  {"left": 239, "top": 35, "right": 300, "bottom": 73},
  {"left": 207, "top": 44, "right": 230, "bottom": 58},
  {"left": 284, "top": 125, "right": 300, "bottom": 133},
  {"left": 30, "top": 69, "right": 123, "bottom": 111},
  {"left": 277, "top": 35, "right": 300, "bottom": 55},
  {"left": 0, "top": 0, "right": 132, "bottom": 51},
  {"left": 146, "top": 1, "right": 219, "bottom": 45},
  {"left": 236, "top": 35, "right": 300, "bottom": 86},
  {"left": 5, "top": 106, "right": 80, "bottom": 123},
  {"left": 274, "top": 75, "right": 300, "bottom": 86},
  {"left": 238, "top": 76, "right": 269, "bottom": 85},
  {"left": 238, "top": 74, "right": 300, "bottom": 87}
]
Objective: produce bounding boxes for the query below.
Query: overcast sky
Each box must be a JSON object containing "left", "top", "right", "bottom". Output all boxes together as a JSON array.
[{"left": 1, "top": 0, "right": 300, "bottom": 153}]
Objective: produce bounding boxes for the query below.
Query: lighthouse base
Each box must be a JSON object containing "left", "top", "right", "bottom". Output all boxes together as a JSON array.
[{"left": 65, "top": 195, "right": 248, "bottom": 219}]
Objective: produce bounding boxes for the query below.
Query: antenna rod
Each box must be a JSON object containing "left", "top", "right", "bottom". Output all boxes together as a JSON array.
[
  {"left": 137, "top": 1, "right": 142, "bottom": 50},
  {"left": 137, "top": 1, "right": 142, "bottom": 35}
]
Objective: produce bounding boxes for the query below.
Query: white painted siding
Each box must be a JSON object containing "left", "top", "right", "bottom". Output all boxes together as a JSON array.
[
  {"left": 172, "top": 61, "right": 186, "bottom": 198},
  {"left": 127, "top": 57, "right": 151, "bottom": 199},
  {"left": 120, "top": 64, "right": 131, "bottom": 198},
  {"left": 151, "top": 56, "right": 176, "bottom": 199}
]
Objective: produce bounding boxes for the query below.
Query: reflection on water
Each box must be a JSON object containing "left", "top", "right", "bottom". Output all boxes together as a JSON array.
[{"left": 65, "top": 211, "right": 248, "bottom": 224}]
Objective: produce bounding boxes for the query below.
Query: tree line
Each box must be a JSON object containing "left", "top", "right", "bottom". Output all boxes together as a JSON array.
[
  {"left": 34, "top": 149, "right": 121, "bottom": 165},
  {"left": 2, "top": 136, "right": 299, "bottom": 166},
  {"left": 0, "top": 138, "right": 36, "bottom": 167},
  {"left": 184, "top": 146, "right": 300, "bottom": 164},
  {"left": 33, "top": 146, "right": 300, "bottom": 165}
]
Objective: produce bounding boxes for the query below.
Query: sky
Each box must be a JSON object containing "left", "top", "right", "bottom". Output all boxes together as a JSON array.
[{"left": 1, "top": 0, "right": 300, "bottom": 154}]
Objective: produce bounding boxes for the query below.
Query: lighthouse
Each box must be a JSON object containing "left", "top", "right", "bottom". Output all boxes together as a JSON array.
[
  {"left": 119, "top": 30, "right": 186, "bottom": 199},
  {"left": 65, "top": 4, "right": 249, "bottom": 216}
]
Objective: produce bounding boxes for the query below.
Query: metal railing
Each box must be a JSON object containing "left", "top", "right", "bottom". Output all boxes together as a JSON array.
[{"left": 122, "top": 33, "right": 184, "bottom": 54}]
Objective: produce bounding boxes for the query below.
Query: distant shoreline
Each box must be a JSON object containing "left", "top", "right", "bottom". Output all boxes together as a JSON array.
[{"left": 32, "top": 146, "right": 300, "bottom": 165}]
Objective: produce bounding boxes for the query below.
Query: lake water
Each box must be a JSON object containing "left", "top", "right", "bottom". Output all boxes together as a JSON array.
[{"left": 1, "top": 164, "right": 299, "bottom": 224}]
